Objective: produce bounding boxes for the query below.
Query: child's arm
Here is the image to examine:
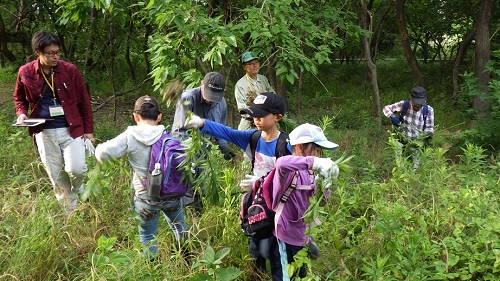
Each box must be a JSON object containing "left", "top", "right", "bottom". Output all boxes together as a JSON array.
[
  {"left": 95, "top": 131, "right": 129, "bottom": 162},
  {"left": 274, "top": 156, "right": 314, "bottom": 175},
  {"left": 185, "top": 115, "right": 255, "bottom": 151}
]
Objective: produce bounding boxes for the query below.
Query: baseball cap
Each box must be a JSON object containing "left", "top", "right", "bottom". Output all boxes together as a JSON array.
[
  {"left": 289, "top": 123, "right": 338, "bottom": 150},
  {"left": 202, "top": 72, "right": 225, "bottom": 103},
  {"left": 134, "top": 95, "right": 160, "bottom": 113},
  {"left": 240, "top": 92, "right": 286, "bottom": 118},
  {"left": 240, "top": 51, "right": 259, "bottom": 64},
  {"left": 410, "top": 86, "right": 427, "bottom": 105}
]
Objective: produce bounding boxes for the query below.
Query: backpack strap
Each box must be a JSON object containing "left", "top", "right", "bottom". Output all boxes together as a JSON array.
[
  {"left": 399, "top": 100, "right": 429, "bottom": 131},
  {"left": 273, "top": 172, "right": 299, "bottom": 231},
  {"left": 156, "top": 136, "right": 173, "bottom": 163},
  {"left": 275, "top": 131, "right": 290, "bottom": 158},
  {"left": 249, "top": 130, "right": 261, "bottom": 170},
  {"left": 422, "top": 104, "right": 428, "bottom": 131},
  {"left": 399, "top": 100, "right": 410, "bottom": 123},
  {"left": 250, "top": 130, "right": 290, "bottom": 170}
]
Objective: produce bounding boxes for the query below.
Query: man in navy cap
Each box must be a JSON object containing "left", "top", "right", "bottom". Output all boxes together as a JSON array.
[
  {"left": 172, "top": 72, "right": 234, "bottom": 208},
  {"left": 172, "top": 72, "right": 233, "bottom": 159},
  {"left": 383, "top": 86, "right": 435, "bottom": 169}
]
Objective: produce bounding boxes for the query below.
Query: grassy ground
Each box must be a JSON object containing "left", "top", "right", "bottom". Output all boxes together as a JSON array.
[{"left": 1, "top": 62, "right": 498, "bottom": 281}]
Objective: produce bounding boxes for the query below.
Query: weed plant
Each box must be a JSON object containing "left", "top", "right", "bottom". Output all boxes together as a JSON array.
[{"left": 1, "top": 63, "right": 499, "bottom": 280}]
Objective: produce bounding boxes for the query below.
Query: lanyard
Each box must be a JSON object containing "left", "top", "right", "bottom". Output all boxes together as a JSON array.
[{"left": 41, "top": 69, "right": 56, "bottom": 102}]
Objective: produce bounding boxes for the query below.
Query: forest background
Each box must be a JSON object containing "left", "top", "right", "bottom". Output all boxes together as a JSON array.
[{"left": 0, "top": 0, "right": 499, "bottom": 280}]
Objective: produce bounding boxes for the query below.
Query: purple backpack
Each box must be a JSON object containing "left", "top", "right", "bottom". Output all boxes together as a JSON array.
[{"left": 142, "top": 133, "right": 189, "bottom": 197}]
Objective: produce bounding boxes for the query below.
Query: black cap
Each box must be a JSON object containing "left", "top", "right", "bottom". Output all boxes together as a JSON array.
[
  {"left": 410, "top": 86, "right": 427, "bottom": 104},
  {"left": 134, "top": 95, "right": 160, "bottom": 113},
  {"left": 240, "top": 92, "right": 286, "bottom": 117},
  {"left": 202, "top": 72, "right": 225, "bottom": 103}
]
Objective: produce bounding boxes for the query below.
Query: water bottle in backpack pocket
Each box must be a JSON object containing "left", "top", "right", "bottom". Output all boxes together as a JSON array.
[{"left": 146, "top": 163, "right": 162, "bottom": 198}]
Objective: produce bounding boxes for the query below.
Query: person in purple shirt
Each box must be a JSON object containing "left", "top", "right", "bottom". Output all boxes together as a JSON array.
[{"left": 270, "top": 123, "right": 340, "bottom": 280}]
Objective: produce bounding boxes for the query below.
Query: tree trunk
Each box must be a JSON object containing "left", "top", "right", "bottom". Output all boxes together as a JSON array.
[
  {"left": 451, "top": 28, "right": 475, "bottom": 101},
  {"left": 471, "top": 0, "right": 494, "bottom": 122},
  {"left": 84, "top": 8, "right": 98, "bottom": 69},
  {"left": 125, "top": 18, "right": 136, "bottom": 81},
  {"left": 394, "top": 0, "right": 424, "bottom": 86},
  {"left": 0, "top": 13, "right": 17, "bottom": 62},
  {"left": 297, "top": 68, "right": 303, "bottom": 116},
  {"left": 360, "top": 0, "right": 381, "bottom": 126},
  {"left": 143, "top": 24, "right": 152, "bottom": 75}
]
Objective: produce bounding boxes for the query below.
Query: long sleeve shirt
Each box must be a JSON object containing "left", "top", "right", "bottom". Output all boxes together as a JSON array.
[
  {"left": 383, "top": 100, "right": 434, "bottom": 140},
  {"left": 95, "top": 124, "right": 166, "bottom": 195},
  {"left": 200, "top": 120, "right": 291, "bottom": 177},
  {"left": 13, "top": 59, "right": 94, "bottom": 138},
  {"left": 235, "top": 74, "right": 274, "bottom": 112},
  {"left": 171, "top": 87, "right": 230, "bottom": 152},
  {"left": 271, "top": 155, "right": 317, "bottom": 246}
]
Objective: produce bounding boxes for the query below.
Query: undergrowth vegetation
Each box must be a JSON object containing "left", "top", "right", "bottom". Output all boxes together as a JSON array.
[{"left": 1, "top": 62, "right": 499, "bottom": 280}]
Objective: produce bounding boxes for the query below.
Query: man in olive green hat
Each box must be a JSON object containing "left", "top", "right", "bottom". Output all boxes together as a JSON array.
[{"left": 235, "top": 51, "right": 275, "bottom": 130}]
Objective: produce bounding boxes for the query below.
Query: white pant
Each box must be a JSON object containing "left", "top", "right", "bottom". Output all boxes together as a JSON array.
[{"left": 35, "top": 128, "right": 87, "bottom": 212}]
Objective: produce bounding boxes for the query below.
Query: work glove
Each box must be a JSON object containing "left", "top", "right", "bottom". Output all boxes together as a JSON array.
[
  {"left": 84, "top": 138, "right": 95, "bottom": 157},
  {"left": 313, "top": 157, "right": 339, "bottom": 181},
  {"left": 223, "top": 151, "right": 236, "bottom": 160},
  {"left": 16, "top": 114, "right": 27, "bottom": 124},
  {"left": 239, "top": 174, "right": 260, "bottom": 192},
  {"left": 184, "top": 114, "right": 204, "bottom": 129},
  {"left": 220, "top": 146, "right": 236, "bottom": 160},
  {"left": 390, "top": 115, "right": 400, "bottom": 126}
]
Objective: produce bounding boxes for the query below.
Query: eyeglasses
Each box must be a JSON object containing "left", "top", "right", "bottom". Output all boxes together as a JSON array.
[
  {"left": 42, "top": 51, "right": 61, "bottom": 57},
  {"left": 244, "top": 61, "right": 260, "bottom": 66}
]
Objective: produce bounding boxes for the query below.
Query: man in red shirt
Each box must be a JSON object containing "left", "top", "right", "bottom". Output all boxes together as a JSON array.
[{"left": 13, "top": 30, "right": 94, "bottom": 214}]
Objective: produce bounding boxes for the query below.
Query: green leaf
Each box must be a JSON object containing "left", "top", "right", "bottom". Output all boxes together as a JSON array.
[
  {"left": 214, "top": 267, "right": 243, "bottom": 281},
  {"left": 188, "top": 273, "right": 212, "bottom": 281},
  {"left": 214, "top": 247, "right": 231, "bottom": 262},
  {"left": 204, "top": 245, "right": 216, "bottom": 263}
]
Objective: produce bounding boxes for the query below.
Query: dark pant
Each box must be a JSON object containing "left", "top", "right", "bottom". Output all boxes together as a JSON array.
[
  {"left": 270, "top": 238, "right": 307, "bottom": 280},
  {"left": 249, "top": 237, "right": 268, "bottom": 271}
]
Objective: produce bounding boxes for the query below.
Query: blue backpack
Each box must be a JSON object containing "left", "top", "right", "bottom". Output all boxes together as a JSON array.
[
  {"left": 142, "top": 133, "right": 189, "bottom": 197},
  {"left": 400, "top": 100, "right": 429, "bottom": 130}
]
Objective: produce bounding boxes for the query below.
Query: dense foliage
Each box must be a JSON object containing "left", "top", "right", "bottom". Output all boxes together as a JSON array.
[
  {"left": 0, "top": 0, "right": 499, "bottom": 279},
  {"left": 1, "top": 61, "right": 499, "bottom": 280}
]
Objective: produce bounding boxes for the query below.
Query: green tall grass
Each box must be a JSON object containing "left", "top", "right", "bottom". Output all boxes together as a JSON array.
[{"left": 1, "top": 62, "right": 498, "bottom": 280}]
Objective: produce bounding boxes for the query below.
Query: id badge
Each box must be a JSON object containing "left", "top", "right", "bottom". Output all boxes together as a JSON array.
[{"left": 49, "top": 105, "right": 64, "bottom": 117}]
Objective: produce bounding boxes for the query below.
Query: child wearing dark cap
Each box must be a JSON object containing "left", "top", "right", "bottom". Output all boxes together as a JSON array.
[
  {"left": 184, "top": 91, "right": 290, "bottom": 278},
  {"left": 95, "top": 95, "right": 189, "bottom": 261}
]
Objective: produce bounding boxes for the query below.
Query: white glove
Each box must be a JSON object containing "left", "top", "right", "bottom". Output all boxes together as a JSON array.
[
  {"left": 313, "top": 157, "right": 339, "bottom": 180},
  {"left": 239, "top": 174, "right": 260, "bottom": 192},
  {"left": 84, "top": 138, "right": 95, "bottom": 157},
  {"left": 17, "top": 114, "right": 27, "bottom": 124},
  {"left": 184, "top": 114, "right": 204, "bottom": 129}
]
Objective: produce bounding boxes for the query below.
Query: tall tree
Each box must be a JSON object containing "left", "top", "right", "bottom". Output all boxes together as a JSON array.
[
  {"left": 395, "top": 0, "right": 425, "bottom": 86},
  {"left": 359, "top": 0, "right": 381, "bottom": 126},
  {"left": 471, "top": 0, "right": 494, "bottom": 121}
]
